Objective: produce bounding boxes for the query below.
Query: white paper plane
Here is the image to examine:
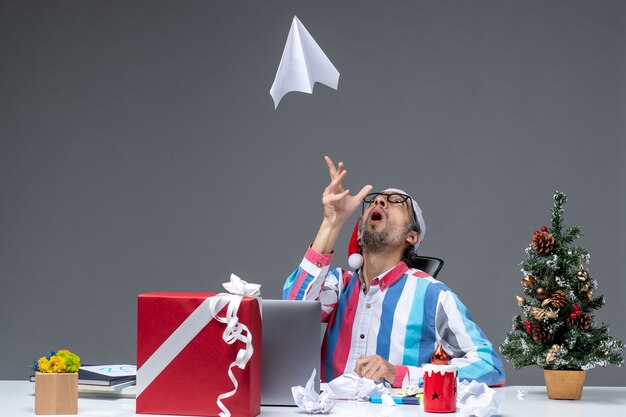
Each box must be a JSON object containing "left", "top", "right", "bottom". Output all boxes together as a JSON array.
[{"left": 270, "top": 16, "right": 340, "bottom": 109}]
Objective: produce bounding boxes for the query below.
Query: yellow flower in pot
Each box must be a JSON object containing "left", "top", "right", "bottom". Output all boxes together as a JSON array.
[{"left": 32, "top": 349, "right": 81, "bottom": 414}]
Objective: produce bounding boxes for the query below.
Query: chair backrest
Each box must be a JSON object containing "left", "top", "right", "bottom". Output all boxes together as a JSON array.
[{"left": 412, "top": 256, "right": 444, "bottom": 278}]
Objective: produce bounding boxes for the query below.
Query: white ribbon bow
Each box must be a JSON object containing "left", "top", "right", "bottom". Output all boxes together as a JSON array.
[
  {"left": 137, "top": 274, "right": 261, "bottom": 417},
  {"left": 222, "top": 274, "right": 261, "bottom": 298},
  {"left": 208, "top": 274, "right": 261, "bottom": 417}
]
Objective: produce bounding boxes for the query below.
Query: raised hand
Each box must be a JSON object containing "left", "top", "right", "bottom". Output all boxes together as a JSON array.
[
  {"left": 321, "top": 156, "right": 372, "bottom": 228},
  {"left": 312, "top": 156, "right": 372, "bottom": 254}
]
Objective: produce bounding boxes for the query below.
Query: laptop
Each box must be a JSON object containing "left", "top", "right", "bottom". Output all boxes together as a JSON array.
[{"left": 261, "top": 299, "right": 321, "bottom": 406}]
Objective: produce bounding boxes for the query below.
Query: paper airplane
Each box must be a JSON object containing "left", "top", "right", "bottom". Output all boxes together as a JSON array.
[{"left": 270, "top": 16, "right": 340, "bottom": 109}]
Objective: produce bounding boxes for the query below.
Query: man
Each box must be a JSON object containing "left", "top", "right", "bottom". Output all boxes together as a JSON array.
[{"left": 283, "top": 156, "right": 505, "bottom": 387}]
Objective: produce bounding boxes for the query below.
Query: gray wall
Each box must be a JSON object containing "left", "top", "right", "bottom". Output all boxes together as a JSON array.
[{"left": 1, "top": 0, "right": 625, "bottom": 386}]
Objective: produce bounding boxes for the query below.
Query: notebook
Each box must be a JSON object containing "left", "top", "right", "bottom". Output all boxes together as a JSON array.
[
  {"left": 29, "top": 367, "right": 136, "bottom": 386},
  {"left": 261, "top": 299, "right": 321, "bottom": 406}
]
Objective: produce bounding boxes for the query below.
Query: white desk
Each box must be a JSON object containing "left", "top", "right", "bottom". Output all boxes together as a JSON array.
[{"left": 2, "top": 381, "right": 625, "bottom": 417}]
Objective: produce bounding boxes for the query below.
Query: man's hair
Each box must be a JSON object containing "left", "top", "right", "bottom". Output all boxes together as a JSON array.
[
  {"left": 402, "top": 246, "right": 421, "bottom": 268},
  {"left": 401, "top": 220, "right": 421, "bottom": 268}
]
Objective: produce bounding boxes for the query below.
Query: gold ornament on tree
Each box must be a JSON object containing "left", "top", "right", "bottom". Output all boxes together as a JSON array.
[
  {"left": 531, "top": 306, "right": 558, "bottom": 320},
  {"left": 534, "top": 287, "right": 549, "bottom": 301},
  {"left": 576, "top": 264, "right": 589, "bottom": 282},
  {"left": 521, "top": 275, "right": 536, "bottom": 288},
  {"left": 579, "top": 284, "right": 593, "bottom": 300},
  {"left": 531, "top": 231, "right": 555, "bottom": 255},
  {"left": 516, "top": 296, "right": 526, "bottom": 306},
  {"left": 545, "top": 344, "right": 561, "bottom": 363}
]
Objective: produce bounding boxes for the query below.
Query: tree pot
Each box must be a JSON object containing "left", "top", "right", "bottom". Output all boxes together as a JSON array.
[
  {"left": 543, "top": 369, "right": 587, "bottom": 400},
  {"left": 34, "top": 372, "right": 78, "bottom": 414}
]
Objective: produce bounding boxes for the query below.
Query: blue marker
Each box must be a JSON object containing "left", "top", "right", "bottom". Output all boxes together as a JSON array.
[{"left": 370, "top": 396, "right": 420, "bottom": 405}]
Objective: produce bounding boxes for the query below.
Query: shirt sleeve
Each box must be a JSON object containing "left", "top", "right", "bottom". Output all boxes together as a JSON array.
[
  {"left": 435, "top": 289, "right": 506, "bottom": 386},
  {"left": 395, "top": 365, "right": 423, "bottom": 388},
  {"left": 283, "top": 246, "right": 347, "bottom": 323}
]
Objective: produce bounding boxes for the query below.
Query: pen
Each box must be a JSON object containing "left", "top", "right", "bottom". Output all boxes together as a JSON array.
[{"left": 370, "top": 395, "right": 421, "bottom": 405}]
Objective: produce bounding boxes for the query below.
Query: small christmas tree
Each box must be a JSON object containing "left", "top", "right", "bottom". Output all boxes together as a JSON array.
[{"left": 500, "top": 191, "right": 623, "bottom": 371}]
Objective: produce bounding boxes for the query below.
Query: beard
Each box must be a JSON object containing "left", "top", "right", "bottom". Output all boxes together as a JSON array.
[{"left": 361, "top": 219, "right": 408, "bottom": 253}]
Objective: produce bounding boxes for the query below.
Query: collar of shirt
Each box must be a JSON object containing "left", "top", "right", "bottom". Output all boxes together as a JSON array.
[{"left": 359, "top": 261, "right": 409, "bottom": 291}]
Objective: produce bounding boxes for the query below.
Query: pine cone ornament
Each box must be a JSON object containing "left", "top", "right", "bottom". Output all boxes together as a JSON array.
[
  {"left": 581, "top": 314, "right": 592, "bottom": 330},
  {"left": 531, "top": 323, "right": 555, "bottom": 344},
  {"left": 544, "top": 290, "right": 568, "bottom": 308},
  {"left": 567, "top": 312, "right": 592, "bottom": 330},
  {"left": 531, "top": 231, "right": 555, "bottom": 255}
]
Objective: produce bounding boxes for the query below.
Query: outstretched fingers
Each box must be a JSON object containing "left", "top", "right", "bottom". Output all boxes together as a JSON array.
[
  {"left": 324, "top": 155, "right": 345, "bottom": 181},
  {"left": 354, "top": 184, "right": 373, "bottom": 201},
  {"left": 324, "top": 169, "right": 348, "bottom": 195},
  {"left": 329, "top": 169, "right": 347, "bottom": 186},
  {"left": 324, "top": 189, "right": 350, "bottom": 203},
  {"left": 324, "top": 155, "right": 337, "bottom": 179},
  {"left": 322, "top": 156, "right": 372, "bottom": 221}
]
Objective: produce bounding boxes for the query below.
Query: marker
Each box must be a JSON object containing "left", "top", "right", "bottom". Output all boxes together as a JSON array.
[{"left": 370, "top": 395, "right": 421, "bottom": 405}]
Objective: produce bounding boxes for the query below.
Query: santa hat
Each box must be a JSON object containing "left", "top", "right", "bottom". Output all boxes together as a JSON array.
[{"left": 348, "top": 188, "right": 426, "bottom": 270}]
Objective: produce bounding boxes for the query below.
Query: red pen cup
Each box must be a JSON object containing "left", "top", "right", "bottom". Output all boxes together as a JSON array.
[{"left": 423, "top": 364, "right": 458, "bottom": 413}]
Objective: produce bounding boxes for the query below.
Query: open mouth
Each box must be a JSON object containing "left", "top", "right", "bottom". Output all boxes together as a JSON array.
[{"left": 369, "top": 208, "right": 384, "bottom": 223}]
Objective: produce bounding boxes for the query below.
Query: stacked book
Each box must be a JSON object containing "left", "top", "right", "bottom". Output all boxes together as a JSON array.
[{"left": 31, "top": 365, "right": 137, "bottom": 398}]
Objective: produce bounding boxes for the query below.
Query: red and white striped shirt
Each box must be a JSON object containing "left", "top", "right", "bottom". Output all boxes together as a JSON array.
[{"left": 284, "top": 246, "right": 505, "bottom": 387}]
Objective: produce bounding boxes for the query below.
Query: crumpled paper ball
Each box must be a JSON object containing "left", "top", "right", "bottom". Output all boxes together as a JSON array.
[
  {"left": 456, "top": 380, "right": 503, "bottom": 417},
  {"left": 291, "top": 369, "right": 334, "bottom": 414},
  {"left": 327, "top": 372, "right": 390, "bottom": 401}
]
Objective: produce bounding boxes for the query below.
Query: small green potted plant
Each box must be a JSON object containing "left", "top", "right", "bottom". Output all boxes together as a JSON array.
[{"left": 32, "top": 349, "right": 81, "bottom": 414}]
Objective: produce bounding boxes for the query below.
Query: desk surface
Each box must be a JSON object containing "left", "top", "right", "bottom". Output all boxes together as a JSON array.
[{"left": 2, "top": 381, "right": 625, "bottom": 417}]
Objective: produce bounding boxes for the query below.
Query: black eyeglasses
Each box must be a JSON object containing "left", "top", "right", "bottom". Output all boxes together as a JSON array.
[
  {"left": 361, "top": 192, "right": 420, "bottom": 233},
  {"left": 363, "top": 192, "right": 411, "bottom": 205}
]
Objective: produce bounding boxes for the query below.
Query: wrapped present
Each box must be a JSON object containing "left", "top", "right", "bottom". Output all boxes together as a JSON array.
[{"left": 137, "top": 275, "right": 262, "bottom": 417}]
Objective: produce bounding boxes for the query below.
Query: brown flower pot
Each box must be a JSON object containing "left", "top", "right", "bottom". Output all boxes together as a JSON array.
[
  {"left": 543, "top": 369, "right": 587, "bottom": 400},
  {"left": 35, "top": 372, "right": 78, "bottom": 414}
]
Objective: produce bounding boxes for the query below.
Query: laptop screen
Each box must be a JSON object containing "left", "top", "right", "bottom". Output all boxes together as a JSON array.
[{"left": 261, "top": 299, "right": 321, "bottom": 406}]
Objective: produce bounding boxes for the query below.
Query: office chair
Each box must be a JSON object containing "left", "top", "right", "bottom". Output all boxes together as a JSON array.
[{"left": 412, "top": 256, "right": 444, "bottom": 278}]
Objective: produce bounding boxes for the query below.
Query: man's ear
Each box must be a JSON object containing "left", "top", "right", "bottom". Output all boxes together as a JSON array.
[{"left": 405, "top": 231, "right": 419, "bottom": 247}]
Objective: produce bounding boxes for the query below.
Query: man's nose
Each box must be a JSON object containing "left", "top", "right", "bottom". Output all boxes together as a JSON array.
[{"left": 374, "top": 195, "right": 387, "bottom": 207}]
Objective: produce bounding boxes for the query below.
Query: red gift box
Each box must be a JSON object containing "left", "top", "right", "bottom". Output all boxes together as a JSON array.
[{"left": 137, "top": 292, "right": 262, "bottom": 417}]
